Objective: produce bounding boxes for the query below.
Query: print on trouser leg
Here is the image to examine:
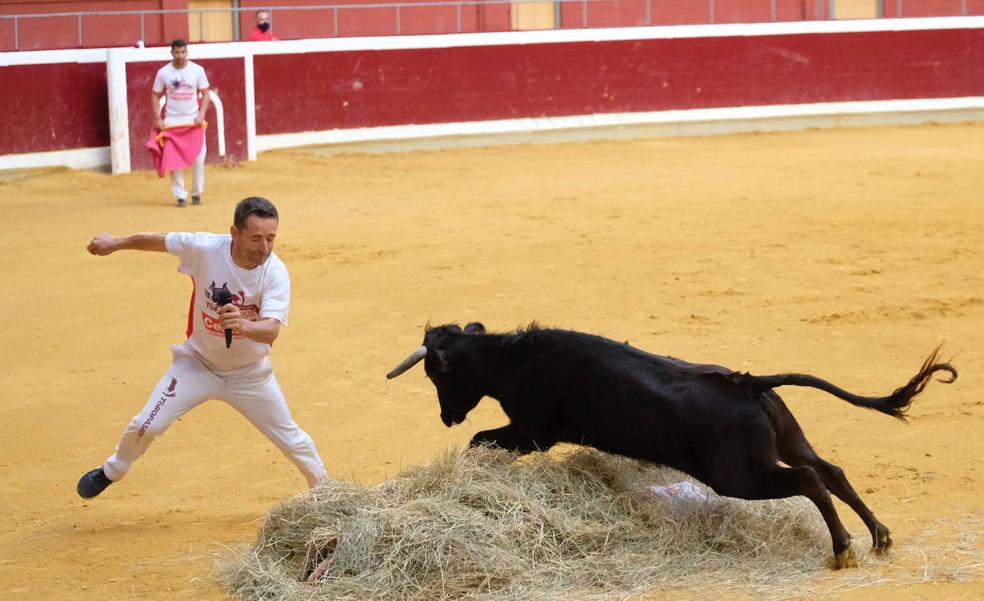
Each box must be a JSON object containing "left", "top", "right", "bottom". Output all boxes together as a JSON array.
[
  {"left": 224, "top": 367, "right": 328, "bottom": 487},
  {"left": 102, "top": 346, "right": 217, "bottom": 482},
  {"left": 138, "top": 376, "right": 178, "bottom": 438}
]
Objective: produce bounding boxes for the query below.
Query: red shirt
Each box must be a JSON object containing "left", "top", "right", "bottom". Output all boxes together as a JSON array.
[{"left": 248, "top": 28, "right": 277, "bottom": 41}]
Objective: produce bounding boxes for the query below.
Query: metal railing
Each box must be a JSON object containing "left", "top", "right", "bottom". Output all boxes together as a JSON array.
[{"left": 0, "top": 0, "right": 974, "bottom": 51}]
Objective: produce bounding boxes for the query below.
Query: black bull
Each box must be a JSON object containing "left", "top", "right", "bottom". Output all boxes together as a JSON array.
[{"left": 387, "top": 323, "right": 957, "bottom": 568}]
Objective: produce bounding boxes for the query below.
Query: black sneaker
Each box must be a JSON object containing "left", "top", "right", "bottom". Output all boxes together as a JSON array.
[
  {"left": 77, "top": 467, "right": 113, "bottom": 499},
  {"left": 176, "top": 197, "right": 186, "bottom": 207},
  {"left": 191, "top": 195, "right": 201, "bottom": 205}
]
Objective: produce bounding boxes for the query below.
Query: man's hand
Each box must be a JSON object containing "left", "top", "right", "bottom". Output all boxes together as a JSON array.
[
  {"left": 154, "top": 115, "right": 165, "bottom": 130},
  {"left": 193, "top": 112, "right": 205, "bottom": 127},
  {"left": 217, "top": 306, "right": 281, "bottom": 345},
  {"left": 218, "top": 303, "right": 246, "bottom": 336},
  {"left": 87, "top": 234, "right": 119, "bottom": 256}
]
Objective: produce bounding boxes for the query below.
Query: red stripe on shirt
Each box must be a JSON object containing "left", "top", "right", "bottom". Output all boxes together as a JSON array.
[{"left": 186, "top": 277, "right": 196, "bottom": 339}]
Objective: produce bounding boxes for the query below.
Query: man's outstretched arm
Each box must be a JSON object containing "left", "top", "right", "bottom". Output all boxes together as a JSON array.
[{"left": 87, "top": 233, "right": 167, "bottom": 256}]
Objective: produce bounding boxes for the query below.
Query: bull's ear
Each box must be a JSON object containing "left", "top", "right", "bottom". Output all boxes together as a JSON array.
[
  {"left": 446, "top": 324, "right": 463, "bottom": 333},
  {"left": 433, "top": 349, "right": 452, "bottom": 373},
  {"left": 464, "top": 322, "right": 486, "bottom": 335}
]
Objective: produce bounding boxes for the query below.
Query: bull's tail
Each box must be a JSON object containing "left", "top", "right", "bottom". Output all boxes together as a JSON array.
[{"left": 742, "top": 346, "right": 957, "bottom": 422}]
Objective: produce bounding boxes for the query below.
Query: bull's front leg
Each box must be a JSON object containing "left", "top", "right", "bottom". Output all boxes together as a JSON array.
[{"left": 470, "top": 423, "right": 552, "bottom": 454}]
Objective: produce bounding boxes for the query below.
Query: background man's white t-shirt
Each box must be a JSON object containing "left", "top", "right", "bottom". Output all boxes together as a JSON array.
[
  {"left": 165, "top": 232, "right": 290, "bottom": 373},
  {"left": 153, "top": 61, "right": 210, "bottom": 126}
]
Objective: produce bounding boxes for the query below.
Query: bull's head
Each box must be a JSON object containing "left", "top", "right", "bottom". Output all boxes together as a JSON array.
[{"left": 387, "top": 322, "right": 487, "bottom": 427}]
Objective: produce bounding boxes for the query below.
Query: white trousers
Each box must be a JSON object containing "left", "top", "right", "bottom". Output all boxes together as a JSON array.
[
  {"left": 169, "top": 139, "right": 206, "bottom": 200},
  {"left": 103, "top": 344, "right": 328, "bottom": 487}
]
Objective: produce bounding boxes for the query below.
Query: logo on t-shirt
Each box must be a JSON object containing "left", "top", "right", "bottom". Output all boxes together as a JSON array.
[
  {"left": 168, "top": 77, "right": 196, "bottom": 102},
  {"left": 202, "top": 281, "right": 260, "bottom": 339}
]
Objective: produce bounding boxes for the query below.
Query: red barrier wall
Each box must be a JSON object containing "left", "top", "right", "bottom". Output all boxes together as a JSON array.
[
  {"left": 559, "top": 0, "right": 825, "bottom": 28},
  {"left": 124, "top": 57, "right": 248, "bottom": 169},
  {"left": 253, "top": 27, "right": 984, "bottom": 135},
  {"left": 0, "top": 61, "right": 107, "bottom": 154},
  {"left": 0, "top": 1, "right": 187, "bottom": 51},
  {"left": 883, "top": 0, "right": 984, "bottom": 18},
  {"left": 2, "top": 21, "right": 984, "bottom": 164},
  {"left": 237, "top": 0, "right": 612, "bottom": 39},
  {"left": 4, "top": 0, "right": 983, "bottom": 50}
]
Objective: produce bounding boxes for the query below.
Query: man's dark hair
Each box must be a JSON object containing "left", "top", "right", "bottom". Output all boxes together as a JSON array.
[
  {"left": 234, "top": 196, "right": 279, "bottom": 229},
  {"left": 171, "top": 39, "right": 187, "bottom": 49}
]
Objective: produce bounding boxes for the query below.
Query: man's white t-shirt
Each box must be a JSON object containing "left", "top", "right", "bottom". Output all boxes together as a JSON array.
[
  {"left": 153, "top": 61, "right": 210, "bottom": 126},
  {"left": 165, "top": 232, "right": 289, "bottom": 373}
]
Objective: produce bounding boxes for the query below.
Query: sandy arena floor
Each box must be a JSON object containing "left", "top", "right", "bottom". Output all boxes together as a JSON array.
[{"left": 1, "top": 123, "right": 983, "bottom": 600}]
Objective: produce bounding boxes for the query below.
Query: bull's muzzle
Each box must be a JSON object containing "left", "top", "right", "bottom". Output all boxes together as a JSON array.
[
  {"left": 441, "top": 413, "right": 463, "bottom": 427},
  {"left": 386, "top": 345, "right": 427, "bottom": 379}
]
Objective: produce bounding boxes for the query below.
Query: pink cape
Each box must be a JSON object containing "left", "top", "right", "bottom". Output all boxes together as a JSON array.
[{"left": 146, "top": 124, "right": 206, "bottom": 177}]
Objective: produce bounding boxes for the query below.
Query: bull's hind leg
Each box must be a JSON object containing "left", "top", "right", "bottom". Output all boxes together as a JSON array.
[
  {"left": 775, "top": 415, "right": 892, "bottom": 553},
  {"left": 750, "top": 466, "right": 857, "bottom": 569}
]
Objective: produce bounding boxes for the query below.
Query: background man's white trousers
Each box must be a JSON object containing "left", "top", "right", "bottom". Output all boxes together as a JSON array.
[
  {"left": 170, "top": 140, "right": 206, "bottom": 201},
  {"left": 102, "top": 344, "right": 328, "bottom": 487}
]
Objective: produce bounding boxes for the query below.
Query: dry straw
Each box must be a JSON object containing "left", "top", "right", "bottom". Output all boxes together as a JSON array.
[{"left": 217, "top": 446, "right": 983, "bottom": 601}]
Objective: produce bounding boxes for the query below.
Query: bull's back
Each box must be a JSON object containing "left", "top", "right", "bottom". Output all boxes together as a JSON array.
[{"left": 536, "top": 331, "right": 760, "bottom": 465}]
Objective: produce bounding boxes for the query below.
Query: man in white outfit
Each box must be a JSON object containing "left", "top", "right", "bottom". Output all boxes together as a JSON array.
[
  {"left": 78, "top": 197, "right": 329, "bottom": 498},
  {"left": 152, "top": 39, "right": 210, "bottom": 207}
]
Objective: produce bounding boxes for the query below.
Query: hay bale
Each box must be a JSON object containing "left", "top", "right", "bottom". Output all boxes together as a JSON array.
[{"left": 217, "top": 446, "right": 851, "bottom": 600}]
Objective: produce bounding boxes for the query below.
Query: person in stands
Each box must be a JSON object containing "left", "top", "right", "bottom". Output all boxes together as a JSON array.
[{"left": 248, "top": 9, "right": 277, "bottom": 41}]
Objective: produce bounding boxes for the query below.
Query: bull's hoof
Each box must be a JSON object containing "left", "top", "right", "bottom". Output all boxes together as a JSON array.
[
  {"left": 873, "top": 525, "right": 893, "bottom": 554},
  {"left": 829, "top": 547, "right": 859, "bottom": 570}
]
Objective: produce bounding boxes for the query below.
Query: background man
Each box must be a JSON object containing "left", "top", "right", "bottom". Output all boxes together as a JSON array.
[
  {"left": 151, "top": 39, "right": 210, "bottom": 207},
  {"left": 77, "top": 197, "right": 329, "bottom": 499},
  {"left": 248, "top": 10, "right": 278, "bottom": 41}
]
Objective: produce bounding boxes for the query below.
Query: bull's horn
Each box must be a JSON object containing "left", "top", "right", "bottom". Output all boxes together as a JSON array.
[{"left": 386, "top": 345, "right": 427, "bottom": 379}]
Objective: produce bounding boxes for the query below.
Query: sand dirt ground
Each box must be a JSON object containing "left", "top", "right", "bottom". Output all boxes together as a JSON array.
[{"left": 1, "top": 123, "right": 983, "bottom": 600}]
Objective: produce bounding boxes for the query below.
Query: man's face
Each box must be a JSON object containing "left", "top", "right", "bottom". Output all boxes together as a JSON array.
[
  {"left": 171, "top": 46, "right": 188, "bottom": 67},
  {"left": 256, "top": 11, "right": 271, "bottom": 28},
  {"left": 231, "top": 215, "right": 278, "bottom": 269}
]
